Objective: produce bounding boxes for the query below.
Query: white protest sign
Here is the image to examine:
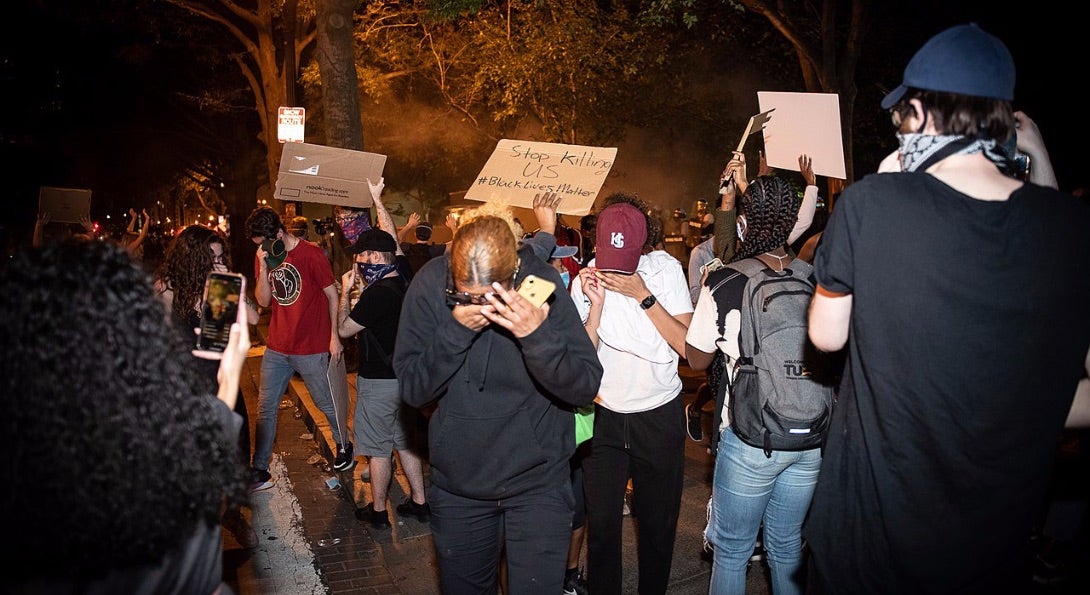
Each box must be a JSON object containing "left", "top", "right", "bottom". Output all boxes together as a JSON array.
[
  {"left": 756, "top": 92, "right": 846, "bottom": 180},
  {"left": 465, "top": 140, "right": 617, "bottom": 216},
  {"left": 278, "top": 107, "right": 305, "bottom": 143}
]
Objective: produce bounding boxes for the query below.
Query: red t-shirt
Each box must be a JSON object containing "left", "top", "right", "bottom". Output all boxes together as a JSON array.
[{"left": 257, "top": 240, "right": 335, "bottom": 355}]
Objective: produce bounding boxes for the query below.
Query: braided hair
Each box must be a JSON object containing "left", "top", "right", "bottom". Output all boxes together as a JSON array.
[{"left": 732, "top": 176, "right": 801, "bottom": 262}]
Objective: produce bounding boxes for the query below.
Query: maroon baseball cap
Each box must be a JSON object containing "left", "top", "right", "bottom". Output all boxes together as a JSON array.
[{"left": 595, "top": 203, "right": 647, "bottom": 274}]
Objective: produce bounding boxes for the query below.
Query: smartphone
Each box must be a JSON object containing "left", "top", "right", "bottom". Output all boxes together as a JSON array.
[
  {"left": 196, "top": 271, "right": 244, "bottom": 353},
  {"left": 516, "top": 274, "right": 556, "bottom": 308},
  {"left": 700, "top": 257, "right": 725, "bottom": 276}
]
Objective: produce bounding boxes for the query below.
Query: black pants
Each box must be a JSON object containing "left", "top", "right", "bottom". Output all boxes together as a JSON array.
[{"left": 583, "top": 394, "right": 686, "bottom": 594}]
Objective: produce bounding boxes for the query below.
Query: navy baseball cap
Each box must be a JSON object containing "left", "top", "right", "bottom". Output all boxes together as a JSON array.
[{"left": 881, "top": 23, "right": 1014, "bottom": 110}]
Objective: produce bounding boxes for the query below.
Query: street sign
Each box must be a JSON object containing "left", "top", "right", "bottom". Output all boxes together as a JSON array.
[{"left": 278, "top": 107, "right": 305, "bottom": 143}]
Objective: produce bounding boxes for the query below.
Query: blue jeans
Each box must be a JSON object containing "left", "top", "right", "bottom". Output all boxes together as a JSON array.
[
  {"left": 252, "top": 349, "right": 345, "bottom": 471},
  {"left": 428, "top": 483, "right": 573, "bottom": 594},
  {"left": 705, "top": 429, "right": 821, "bottom": 595}
]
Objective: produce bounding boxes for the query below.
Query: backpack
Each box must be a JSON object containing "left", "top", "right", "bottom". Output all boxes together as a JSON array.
[{"left": 718, "top": 257, "right": 834, "bottom": 457}]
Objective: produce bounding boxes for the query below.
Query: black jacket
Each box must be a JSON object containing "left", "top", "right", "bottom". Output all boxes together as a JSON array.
[{"left": 394, "top": 246, "right": 602, "bottom": 499}]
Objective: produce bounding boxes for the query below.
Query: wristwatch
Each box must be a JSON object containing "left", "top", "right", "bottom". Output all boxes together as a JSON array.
[{"left": 639, "top": 295, "right": 657, "bottom": 310}]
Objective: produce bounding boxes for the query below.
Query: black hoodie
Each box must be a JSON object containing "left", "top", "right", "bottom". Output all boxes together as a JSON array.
[{"left": 394, "top": 245, "right": 603, "bottom": 499}]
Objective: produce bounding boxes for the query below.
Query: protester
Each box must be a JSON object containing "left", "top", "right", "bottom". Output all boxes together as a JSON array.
[
  {"left": 155, "top": 224, "right": 259, "bottom": 468},
  {"left": 570, "top": 193, "right": 692, "bottom": 595},
  {"left": 246, "top": 206, "right": 350, "bottom": 491},
  {"left": 122, "top": 207, "right": 151, "bottom": 256},
  {"left": 394, "top": 201, "right": 603, "bottom": 594},
  {"left": 1, "top": 239, "right": 250, "bottom": 594},
  {"left": 806, "top": 23, "right": 1090, "bottom": 593},
  {"left": 685, "top": 175, "right": 826, "bottom": 595},
  {"left": 336, "top": 228, "right": 428, "bottom": 529},
  {"left": 399, "top": 214, "right": 445, "bottom": 276}
]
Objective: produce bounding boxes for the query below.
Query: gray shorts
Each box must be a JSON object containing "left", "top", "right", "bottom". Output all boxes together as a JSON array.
[{"left": 353, "top": 377, "right": 409, "bottom": 457}]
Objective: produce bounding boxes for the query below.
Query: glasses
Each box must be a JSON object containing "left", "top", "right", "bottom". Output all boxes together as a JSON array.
[
  {"left": 445, "top": 263, "right": 519, "bottom": 307},
  {"left": 445, "top": 288, "right": 496, "bottom": 307}
]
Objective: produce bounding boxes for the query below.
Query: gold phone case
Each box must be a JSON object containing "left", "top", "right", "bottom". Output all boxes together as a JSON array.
[{"left": 517, "top": 274, "right": 556, "bottom": 308}]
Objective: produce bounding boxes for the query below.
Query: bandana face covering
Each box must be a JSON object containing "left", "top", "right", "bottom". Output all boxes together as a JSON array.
[
  {"left": 896, "top": 132, "right": 1007, "bottom": 173},
  {"left": 357, "top": 262, "right": 397, "bottom": 285},
  {"left": 339, "top": 214, "right": 372, "bottom": 244}
]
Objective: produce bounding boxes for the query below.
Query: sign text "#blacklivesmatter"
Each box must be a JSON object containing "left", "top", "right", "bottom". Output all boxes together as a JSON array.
[{"left": 475, "top": 177, "right": 595, "bottom": 197}]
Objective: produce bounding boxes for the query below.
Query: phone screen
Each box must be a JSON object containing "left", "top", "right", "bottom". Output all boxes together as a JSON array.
[{"left": 197, "top": 272, "right": 243, "bottom": 353}]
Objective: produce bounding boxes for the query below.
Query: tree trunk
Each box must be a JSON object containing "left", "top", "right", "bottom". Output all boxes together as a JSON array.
[
  {"left": 315, "top": 0, "right": 367, "bottom": 280},
  {"left": 315, "top": 0, "right": 365, "bottom": 152}
]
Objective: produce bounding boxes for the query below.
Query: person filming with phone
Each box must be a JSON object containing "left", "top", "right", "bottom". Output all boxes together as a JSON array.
[
  {"left": 394, "top": 199, "right": 603, "bottom": 594},
  {"left": 2, "top": 238, "right": 253, "bottom": 594}
]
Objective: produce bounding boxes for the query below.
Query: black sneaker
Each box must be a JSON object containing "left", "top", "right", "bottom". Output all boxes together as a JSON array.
[
  {"left": 395, "top": 498, "right": 431, "bottom": 522},
  {"left": 355, "top": 503, "right": 391, "bottom": 529},
  {"left": 333, "top": 442, "right": 356, "bottom": 472},
  {"left": 249, "top": 468, "right": 274, "bottom": 493},
  {"left": 685, "top": 402, "right": 703, "bottom": 442},
  {"left": 562, "top": 567, "right": 588, "bottom": 595}
]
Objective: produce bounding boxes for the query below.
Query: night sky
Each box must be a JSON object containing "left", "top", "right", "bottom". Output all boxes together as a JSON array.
[{"left": 2, "top": 2, "right": 1084, "bottom": 250}]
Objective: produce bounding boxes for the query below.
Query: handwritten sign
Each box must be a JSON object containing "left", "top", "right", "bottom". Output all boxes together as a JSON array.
[{"left": 464, "top": 140, "right": 617, "bottom": 216}]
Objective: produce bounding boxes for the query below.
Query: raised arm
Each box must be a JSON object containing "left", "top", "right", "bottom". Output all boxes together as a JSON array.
[
  {"left": 788, "top": 154, "right": 818, "bottom": 245},
  {"left": 368, "top": 177, "right": 404, "bottom": 256},
  {"left": 398, "top": 212, "right": 421, "bottom": 243}
]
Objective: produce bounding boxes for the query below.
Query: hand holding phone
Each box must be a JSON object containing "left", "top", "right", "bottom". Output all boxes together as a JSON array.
[
  {"left": 196, "top": 271, "right": 245, "bottom": 355},
  {"left": 516, "top": 274, "right": 556, "bottom": 308}
]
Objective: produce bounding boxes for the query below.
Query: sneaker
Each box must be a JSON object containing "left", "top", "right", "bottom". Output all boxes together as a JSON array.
[
  {"left": 249, "top": 468, "right": 274, "bottom": 493},
  {"left": 749, "top": 539, "right": 765, "bottom": 562},
  {"left": 333, "top": 442, "right": 356, "bottom": 472},
  {"left": 562, "top": 568, "right": 588, "bottom": 595},
  {"left": 355, "top": 502, "right": 391, "bottom": 529},
  {"left": 685, "top": 402, "right": 703, "bottom": 442},
  {"left": 395, "top": 498, "right": 431, "bottom": 522}
]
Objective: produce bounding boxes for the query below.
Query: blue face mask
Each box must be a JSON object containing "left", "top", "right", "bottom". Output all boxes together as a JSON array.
[
  {"left": 357, "top": 262, "right": 397, "bottom": 285},
  {"left": 559, "top": 270, "right": 571, "bottom": 288}
]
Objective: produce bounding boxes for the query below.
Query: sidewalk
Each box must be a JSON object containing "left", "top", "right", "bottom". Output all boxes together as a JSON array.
[{"left": 253, "top": 309, "right": 744, "bottom": 593}]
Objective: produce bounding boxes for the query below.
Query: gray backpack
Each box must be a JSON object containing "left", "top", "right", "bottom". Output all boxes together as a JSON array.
[{"left": 720, "top": 257, "right": 834, "bottom": 457}]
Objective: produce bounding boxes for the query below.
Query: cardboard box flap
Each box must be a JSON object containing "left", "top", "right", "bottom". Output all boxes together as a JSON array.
[{"left": 274, "top": 142, "right": 387, "bottom": 208}]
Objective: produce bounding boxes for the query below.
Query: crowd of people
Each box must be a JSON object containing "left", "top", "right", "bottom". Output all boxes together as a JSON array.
[{"left": 6, "top": 21, "right": 1090, "bottom": 595}]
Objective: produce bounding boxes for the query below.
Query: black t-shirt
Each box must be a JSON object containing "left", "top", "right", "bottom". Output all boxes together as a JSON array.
[
  {"left": 806, "top": 173, "right": 1090, "bottom": 594},
  {"left": 400, "top": 242, "right": 445, "bottom": 276},
  {"left": 348, "top": 275, "right": 407, "bottom": 379}
]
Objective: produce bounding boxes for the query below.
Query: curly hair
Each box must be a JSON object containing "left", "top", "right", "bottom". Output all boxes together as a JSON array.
[
  {"left": 245, "top": 205, "right": 285, "bottom": 239},
  {"left": 451, "top": 214, "right": 519, "bottom": 289},
  {"left": 733, "top": 176, "right": 802, "bottom": 262},
  {"left": 155, "top": 225, "right": 229, "bottom": 323},
  {"left": 0, "top": 240, "right": 246, "bottom": 580}
]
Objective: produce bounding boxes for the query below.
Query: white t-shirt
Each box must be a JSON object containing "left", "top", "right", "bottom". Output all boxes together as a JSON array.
[
  {"left": 685, "top": 278, "right": 742, "bottom": 430},
  {"left": 572, "top": 251, "right": 693, "bottom": 413}
]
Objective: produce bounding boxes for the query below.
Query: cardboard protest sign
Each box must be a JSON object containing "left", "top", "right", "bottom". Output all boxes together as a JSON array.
[
  {"left": 464, "top": 140, "right": 617, "bottom": 216},
  {"left": 756, "top": 92, "right": 846, "bottom": 179},
  {"left": 38, "top": 186, "right": 92, "bottom": 224},
  {"left": 274, "top": 142, "right": 386, "bottom": 208},
  {"left": 734, "top": 109, "right": 776, "bottom": 153}
]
